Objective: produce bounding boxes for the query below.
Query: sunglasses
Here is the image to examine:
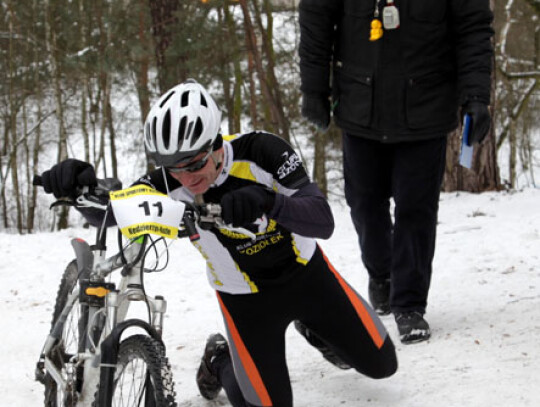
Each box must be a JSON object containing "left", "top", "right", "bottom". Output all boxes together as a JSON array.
[{"left": 166, "top": 150, "right": 212, "bottom": 173}]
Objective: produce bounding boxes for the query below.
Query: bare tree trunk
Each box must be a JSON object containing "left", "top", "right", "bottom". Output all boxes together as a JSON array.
[
  {"left": 132, "top": 0, "right": 153, "bottom": 172},
  {"left": 442, "top": 117, "right": 501, "bottom": 192},
  {"left": 28, "top": 102, "right": 42, "bottom": 232},
  {"left": 107, "top": 97, "right": 118, "bottom": 178},
  {"left": 1, "top": 124, "right": 9, "bottom": 229},
  {"left": 46, "top": 0, "right": 69, "bottom": 229},
  {"left": 79, "top": 0, "right": 91, "bottom": 163},
  {"left": 148, "top": 0, "right": 183, "bottom": 92},
  {"left": 253, "top": 0, "right": 291, "bottom": 142},
  {"left": 312, "top": 131, "right": 327, "bottom": 197},
  {"left": 239, "top": 0, "right": 287, "bottom": 138},
  {"left": 96, "top": 86, "right": 107, "bottom": 176},
  {"left": 220, "top": 1, "right": 244, "bottom": 134},
  {"left": 136, "top": 0, "right": 151, "bottom": 123},
  {"left": 217, "top": 5, "right": 235, "bottom": 134},
  {"left": 246, "top": 45, "right": 259, "bottom": 129},
  {"left": 508, "top": 118, "right": 517, "bottom": 187},
  {"left": 8, "top": 1, "right": 23, "bottom": 233},
  {"left": 95, "top": 0, "right": 110, "bottom": 177}
]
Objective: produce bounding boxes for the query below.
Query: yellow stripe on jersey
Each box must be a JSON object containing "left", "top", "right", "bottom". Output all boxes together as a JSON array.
[
  {"left": 222, "top": 134, "right": 239, "bottom": 142},
  {"left": 291, "top": 236, "right": 309, "bottom": 265},
  {"left": 230, "top": 162, "right": 257, "bottom": 182},
  {"left": 241, "top": 270, "right": 259, "bottom": 293}
]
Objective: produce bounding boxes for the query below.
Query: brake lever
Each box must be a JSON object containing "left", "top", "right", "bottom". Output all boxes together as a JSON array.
[{"left": 75, "top": 187, "right": 109, "bottom": 210}]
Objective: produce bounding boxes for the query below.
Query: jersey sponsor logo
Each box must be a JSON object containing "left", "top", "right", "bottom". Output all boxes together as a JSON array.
[
  {"left": 277, "top": 152, "right": 302, "bottom": 179},
  {"left": 236, "top": 231, "right": 284, "bottom": 255}
]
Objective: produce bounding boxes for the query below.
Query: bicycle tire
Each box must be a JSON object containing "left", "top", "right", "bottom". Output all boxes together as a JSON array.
[
  {"left": 92, "top": 335, "right": 177, "bottom": 407},
  {"left": 44, "top": 260, "right": 87, "bottom": 407}
]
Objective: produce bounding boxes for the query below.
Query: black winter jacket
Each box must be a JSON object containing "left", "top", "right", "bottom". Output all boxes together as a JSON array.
[{"left": 299, "top": 0, "right": 494, "bottom": 142}]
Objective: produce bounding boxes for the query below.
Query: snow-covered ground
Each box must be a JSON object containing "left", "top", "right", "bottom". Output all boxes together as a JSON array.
[{"left": 1, "top": 188, "right": 539, "bottom": 406}]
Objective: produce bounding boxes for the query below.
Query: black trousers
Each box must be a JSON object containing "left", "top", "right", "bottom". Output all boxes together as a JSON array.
[
  {"left": 214, "top": 248, "right": 397, "bottom": 407},
  {"left": 342, "top": 133, "right": 447, "bottom": 314}
]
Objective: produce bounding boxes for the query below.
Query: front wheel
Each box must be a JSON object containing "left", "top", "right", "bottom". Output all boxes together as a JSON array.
[{"left": 94, "top": 335, "right": 177, "bottom": 407}]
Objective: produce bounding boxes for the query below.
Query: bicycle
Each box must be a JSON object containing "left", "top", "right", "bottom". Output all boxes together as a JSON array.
[{"left": 32, "top": 176, "right": 238, "bottom": 407}]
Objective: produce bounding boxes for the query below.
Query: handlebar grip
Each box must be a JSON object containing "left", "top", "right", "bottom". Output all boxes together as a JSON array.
[
  {"left": 33, "top": 175, "right": 43, "bottom": 187},
  {"left": 183, "top": 214, "right": 200, "bottom": 242}
]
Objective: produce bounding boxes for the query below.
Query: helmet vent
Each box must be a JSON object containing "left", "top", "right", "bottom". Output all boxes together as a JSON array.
[
  {"left": 181, "top": 91, "right": 190, "bottom": 107},
  {"left": 145, "top": 122, "right": 151, "bottom": 145},
  {"left": 159, "top": 90, "right": 175, "bottom": 108},
  {"left": 151, "top": 117, "right": 157, "bottom": 141},
  {"left": 186, "top": 121, "right": 194, "bottom": 141},
  {"left": 179, "top": 116, "right": 187, "bottom": 140},
  {"left": 162, "top": 110, "right": 171, "bottom": 149},
  {"left": 191, "top": 117, "right": 203, "bottom": 146},
  {"left": 200, "top": 94, "right": 208, "bottom": 107}
]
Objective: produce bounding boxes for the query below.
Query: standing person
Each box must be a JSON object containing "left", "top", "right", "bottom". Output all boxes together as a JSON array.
[
  {"left": 39, "top": 80, "right": 397, "bottom": 407},
  {"left": 298, "top": 0, "right": 494, "bottom": 343}
]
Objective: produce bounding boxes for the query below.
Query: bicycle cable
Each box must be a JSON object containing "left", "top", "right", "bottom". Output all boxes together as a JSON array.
[{"left": 143, "top": 235, "right": 171, "bottom": 273}]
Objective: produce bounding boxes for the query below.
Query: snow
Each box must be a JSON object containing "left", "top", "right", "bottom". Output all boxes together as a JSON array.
[{"left": 1, "top": 188, "right": 540, "bottom": 406}]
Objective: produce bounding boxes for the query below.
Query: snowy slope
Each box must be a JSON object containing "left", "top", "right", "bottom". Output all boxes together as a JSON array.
[{"left": 1, "top": 189, "right": 539, "bottom": 406}]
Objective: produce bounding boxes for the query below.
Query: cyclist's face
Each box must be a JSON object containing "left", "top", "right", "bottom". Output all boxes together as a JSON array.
[{"left": 168, "top": 148, "right": 223, "bottom": 195}]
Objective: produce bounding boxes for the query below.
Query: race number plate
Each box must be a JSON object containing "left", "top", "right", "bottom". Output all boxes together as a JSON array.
[{"left": 110, "top": 185, "right": 186, "bottom": 239}]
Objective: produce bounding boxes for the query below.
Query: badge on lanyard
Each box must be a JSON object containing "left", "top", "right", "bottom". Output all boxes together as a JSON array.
[
  {"left": 370, "top": 0, "right": 384, "bottom": 41},
  {"left": 382, "top": 0, "right": 400, "bottom": 30}
]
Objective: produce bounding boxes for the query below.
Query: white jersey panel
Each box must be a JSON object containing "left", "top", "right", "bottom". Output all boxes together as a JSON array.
[
  {"left": 290, "top": 233, "right": 317, "bottom": 265},
  {"left": 193, "top": 226, "right": 259, "bottom": 294}
]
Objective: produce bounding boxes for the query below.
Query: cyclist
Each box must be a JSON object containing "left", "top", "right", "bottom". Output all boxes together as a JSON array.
[{"left": 39, "top": 80, "right": 397, "bottom": 407}]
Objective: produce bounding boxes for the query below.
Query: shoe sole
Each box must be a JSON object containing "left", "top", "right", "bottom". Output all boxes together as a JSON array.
[
  {"left": 399, "top": 332, "right": 431, "bottom": 344},
  {"left": 374, "top": 307, "right": 392, "bottom": 316}
]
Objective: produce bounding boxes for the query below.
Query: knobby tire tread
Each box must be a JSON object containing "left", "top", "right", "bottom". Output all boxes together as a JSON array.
[{"left": 91, "top": 335, "right": 177, "bottom": 407}]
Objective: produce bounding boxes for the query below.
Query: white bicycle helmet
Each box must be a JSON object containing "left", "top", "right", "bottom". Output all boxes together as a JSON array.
[{"left": 144, "top": 79, "right": 222, "bottom": 167}]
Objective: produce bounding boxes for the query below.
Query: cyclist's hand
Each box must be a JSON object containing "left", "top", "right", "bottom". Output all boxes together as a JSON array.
[
  {"left": 41, "top": 159, "right": 97, "bottom": 199},
  {"left": 220, "top": 185, "right": 276, "bottom": 227}
]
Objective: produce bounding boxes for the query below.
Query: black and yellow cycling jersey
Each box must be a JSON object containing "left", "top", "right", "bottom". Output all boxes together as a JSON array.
[{"left": 135, "top": 131, "right": 334, "bottom": 294}]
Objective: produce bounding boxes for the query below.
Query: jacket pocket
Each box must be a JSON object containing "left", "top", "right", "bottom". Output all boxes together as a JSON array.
[
  {"left": 406, "top": 71, "right": 457, "bottom": 129},
  {"left": 333, "top": 64, "right": 373, "bottom": 128},
  {"left": 408, "top": 0, "right": 446, "bottom": 23}
]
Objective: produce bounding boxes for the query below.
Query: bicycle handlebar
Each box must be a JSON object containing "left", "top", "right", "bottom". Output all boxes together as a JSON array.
[
  {"left": 33, "top": 174, "right": 43, "bottom": 187},
  {"left": 33, "top": 175, "right": 256, "bottom": 241}
]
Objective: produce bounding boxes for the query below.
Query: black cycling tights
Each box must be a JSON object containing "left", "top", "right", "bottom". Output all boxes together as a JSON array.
[{"left": 213, "top": 248, "right": 398, "bottom": 407}]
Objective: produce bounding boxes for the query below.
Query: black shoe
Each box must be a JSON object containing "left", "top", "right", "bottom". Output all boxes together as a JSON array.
[
  {"left": 395, "top": 312, "right": 431, "bottom": 344},
  {"left": 196, "top": 333, "right": 229, "bottom": 400},
  {"left": 368, "top": 278, "right": 391, "bottom": 316},
  {"left": 294, "top": 321, "right": 351, "bottom": 370}
]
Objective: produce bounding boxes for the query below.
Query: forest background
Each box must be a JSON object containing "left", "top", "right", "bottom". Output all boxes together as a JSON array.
[{"left": 0, "top": 0, "right": 539, "bottom": 233}]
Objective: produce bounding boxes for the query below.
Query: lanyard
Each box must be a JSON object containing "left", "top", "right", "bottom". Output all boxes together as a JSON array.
[{"left": 370, "top": 0, "right": 400, "bottom": 41}]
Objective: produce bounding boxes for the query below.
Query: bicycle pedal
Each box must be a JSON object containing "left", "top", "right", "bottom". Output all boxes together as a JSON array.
[{"left": 35, "top": 361, "right": 46, "bottom": 384}]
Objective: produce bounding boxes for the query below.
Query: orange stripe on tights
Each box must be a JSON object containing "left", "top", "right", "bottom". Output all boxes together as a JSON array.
[
  {"left": 217, "top": 293, "right": 272, "bottom": 406},
  {"left": 320, "top": 249, "right": 385, "bottom": 349}
]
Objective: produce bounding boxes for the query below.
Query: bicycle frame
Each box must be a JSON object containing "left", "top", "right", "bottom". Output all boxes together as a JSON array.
[
  {"left": 31, "top": 177, "right": 235, "bottom": 407},
  {"left": 37, "top": 224, "right": 169, "bottom": 407}
]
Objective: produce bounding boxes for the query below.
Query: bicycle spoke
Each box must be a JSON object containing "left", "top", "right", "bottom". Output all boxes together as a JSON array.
[{"left": 113, "top": 357, "right": 150, "bottom": 407}]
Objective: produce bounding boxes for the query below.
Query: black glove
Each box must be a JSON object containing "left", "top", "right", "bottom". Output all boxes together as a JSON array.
[
  {"left": 462, "top": 102, "right": 491, "bottom": 146},
  {"left": 302, "top": 93, "right": 331, "bottom": 132},
  {"left": 220, "top": 185, "right": 276, "bottom": 227},
  {"left": 41, "top": 159, "right": 97, "bottom": 199}
]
